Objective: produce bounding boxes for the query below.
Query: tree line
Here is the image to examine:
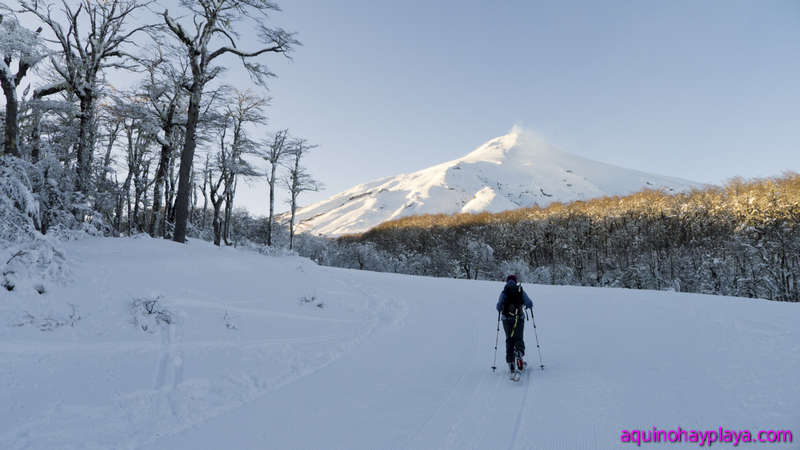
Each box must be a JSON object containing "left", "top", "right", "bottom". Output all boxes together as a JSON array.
[
  {"left": 0, "top": 0, "right": 318, "bottom": 248},
  {"left": 319, "top": 175, "right": 800, "bottom": 302}
]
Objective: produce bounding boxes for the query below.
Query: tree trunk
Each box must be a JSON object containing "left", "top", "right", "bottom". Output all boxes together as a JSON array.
[
  {"left": 114, "top": 184, "right": 124, "bottom": 236},
  {"left": 189, "top": 166, "right": 196, "bottom": 226},
  {"left": 100, "top": 125, "right": 118, "bottom": 185},
  {"left": 223, "top": 177, "right": 236, "bottom": 245},
  {"left": 166, "top": 152, "right": 177, "bottom": 227},
  {"left": 289, "top": 194, "right": 297, "bottom": 250},
  {"left": 267, "top": 163, "right": 277, "bottom": 246},
  {"left": 211, "top": 196, "right": 224, "bottom": 246},
  {"left": 76, "top": 94, "right": 96, "bottom": 193},
  {"left": 173, "top": 84, "right": 202, "bottom": 243},
  {"left": 149, "top": 138, "right": 171, "bottom": 237},
  {"left": 201, "top": 159, "right": 209, "bottom": 232},
  {"left": 30, "top": 102, "right": 42, "bottom": 162},
  {"left": 122, "top": 172, "right": 133, "bottom": 235},
  {"left": 0, "top": 74, "right": 21, "bottom": 157},
  {"left": 133, "top": 183, "right": 141, "bottom": 234}
]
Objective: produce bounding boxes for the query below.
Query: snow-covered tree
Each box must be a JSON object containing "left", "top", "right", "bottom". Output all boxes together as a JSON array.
[
  {"left": 283, "top": 138, "right": 320, "bottom": 250},
  {"left": 221, "top": 89, "right": 267, "bottom": 244},
  {"left": 207, "top": 117, "right": 229, "bottom": 245},
  {"left": 0, "top": 13, "right": 46, "bottom": 157},
  {"left": 139, "top": 52, "right": 189, "bottom": 238},
  {"left": 161, "top": 0, "right": 298, "bottom": 243},
  {"left": 19, "top": 0, "right": 152, "bottom": 193},
  {"left": 260, "top": 128, "right": 289, "bottom": 246},
  {"left": 108, "top": 95, "right": 157, "bottom": 235}
]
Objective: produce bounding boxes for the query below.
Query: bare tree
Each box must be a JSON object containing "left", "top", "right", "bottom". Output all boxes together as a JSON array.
[
  {"left": 261, "top": 128, "right": 288, "bottom": 246},
  {"left": 92, "top": 101, "right": 124, "bottom": 223},
  {"left": 19, "top": 0, "right": 152, "bottom": 192},
  {"left": 208, "top": 118, "right": 229, "bottom": 245},
  {"left": 221, "top": 89, "right": 266, "bottom": 244},
  {"left": 162, "top": 0, "right": 298, "bottom": 243},
  {"left": 283, "top": 138, "right": 320, "bottom": 250},
  {"left": 140, "top": 52, "right": 188, "bottom": 237},
  {"left": 97, "top": 106, "right": 123, "bottom": 187},
  {"left": 110, "top": 97, "right": 155, "bottom": 234},
  {"left": 199, "top": 153, "right": 211, "bottom": 231}
]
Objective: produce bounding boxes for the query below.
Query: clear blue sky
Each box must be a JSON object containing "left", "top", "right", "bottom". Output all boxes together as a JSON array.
[{"left": 228, "top": 0, "right": 800, "bottom": 214}]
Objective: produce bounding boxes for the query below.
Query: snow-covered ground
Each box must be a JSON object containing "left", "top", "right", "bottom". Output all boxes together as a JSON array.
[
  {"left": 1, "top": 237, "right": 797, "bottom": 449},
  {"left": 291, "top": 127, "right": 702, "bottom": 236}
]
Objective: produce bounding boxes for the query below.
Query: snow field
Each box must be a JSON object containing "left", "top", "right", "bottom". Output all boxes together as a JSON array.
[
  {"left": 1, "top": 237, "right": 797, "bottom": 449},
  {"left": 0, "top": 237, "right": 404, "bottom": 449}
]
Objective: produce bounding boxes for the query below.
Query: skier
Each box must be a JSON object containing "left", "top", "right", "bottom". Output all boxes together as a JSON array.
[{"left": 496, "top": 274, "right": 534, "bottom": 379}]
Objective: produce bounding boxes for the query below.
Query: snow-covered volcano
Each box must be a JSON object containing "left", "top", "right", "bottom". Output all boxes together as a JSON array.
[{"left": 294, "top": 128, "right": 702, "bottom": 236}]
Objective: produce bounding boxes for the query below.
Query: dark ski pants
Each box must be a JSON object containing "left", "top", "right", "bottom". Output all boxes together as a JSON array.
[{"left": 502, "top": 315, "right": 525, "bottom": 363}]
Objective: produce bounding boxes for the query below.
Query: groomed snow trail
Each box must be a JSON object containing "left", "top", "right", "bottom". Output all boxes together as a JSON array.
[
  {"left": 1, "top": 237, "right": 798, "bottom": 449},
  {"left": 142, "top": 269, "right": 550, "bottom": 450}
]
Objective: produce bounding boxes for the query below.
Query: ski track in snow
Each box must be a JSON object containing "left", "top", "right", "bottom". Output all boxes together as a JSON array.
[
  {"left": 0, "top": 238, "right": 407, "bottom": 450},
  {"left": 1, "top": 237, "right": 799, "bottom": 449},
  {"left": 135, "top": 273, "right": 407, "bottom": 449},
  {"left": 401, "top": 326, "right": 481, "bottom": 449},
  {"left": 508, "top": 366, "right": 532, "bottom": 450},
  {"left": 133, "top": 267, "right": 409, "bottom": 450}
]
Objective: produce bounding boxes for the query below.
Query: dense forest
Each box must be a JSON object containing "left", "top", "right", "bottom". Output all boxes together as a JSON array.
[{"left": 321, "top": 175, "right": 800, "bottom": 302}]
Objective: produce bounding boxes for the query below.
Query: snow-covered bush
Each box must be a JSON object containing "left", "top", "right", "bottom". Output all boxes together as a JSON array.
[
  {"left": 0, "top": 156, "right": 40, "bottom": 242},
  {"left": 10, "top": 303, "right": 81, "bottom": 331},
  {"left": 1, "top": 236, "right": 70, "bottom": 295},
  {"left": 130, "top": 295, "right": 173, "bottom": 333}
]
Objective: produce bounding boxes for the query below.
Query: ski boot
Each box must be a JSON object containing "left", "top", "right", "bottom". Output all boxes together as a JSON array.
[
  {"left": 515, "top": 350, "right": 526, "bottom": 373},
  {"left": 508, "top": 362, "right": 520, "bottom": 382}
]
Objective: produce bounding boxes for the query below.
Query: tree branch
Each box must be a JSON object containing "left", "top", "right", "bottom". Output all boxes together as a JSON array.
[{"left": 208, "top": 43, "right": 287, "bottom": 62}]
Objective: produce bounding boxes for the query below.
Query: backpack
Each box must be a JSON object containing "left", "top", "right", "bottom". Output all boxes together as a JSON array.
[{"left": 502, "top": 283, "right": 524, "bottom": 317}]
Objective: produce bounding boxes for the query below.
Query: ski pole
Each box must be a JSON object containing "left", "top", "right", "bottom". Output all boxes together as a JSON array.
[
  {"left": 530, "top": 309, "right": 545, "bottom": 370},
  {"left": 491, "top": 311, "right": 500, "bottom": 372}
]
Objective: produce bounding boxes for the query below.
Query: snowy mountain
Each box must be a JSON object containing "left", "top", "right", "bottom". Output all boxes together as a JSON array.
[
  {"left": 1, "top": 237, "right": 797, "bottom": 449},
  {"left": 292, "top": 127, "right": 702, "bottom": 236}
]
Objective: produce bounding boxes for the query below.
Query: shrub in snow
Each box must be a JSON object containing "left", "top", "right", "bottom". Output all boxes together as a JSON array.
[
  {"left": 130, "top": 296, "right": 173, "bottom": 333},
  {"left": 1, "top": 155, "right": 105, "bottom": 241},
  {"left": 223, "top": 310, "right": 238, "bottom": 330},
  {"left": 10, "top": 304, "right": 81, "bottom": 331},
  {"left": 1, "top": 236, "right": 69, "bottom": 295},
  {"left": 0, "top": 156, "right": 39, "bottom": 242},
  {"left": 299, "top": 295, "right": 324, "bottom": 309}
]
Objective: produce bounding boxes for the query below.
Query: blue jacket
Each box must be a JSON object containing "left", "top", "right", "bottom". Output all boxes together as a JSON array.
[{"left": 496, "top": 280, "right": 533, "bottom": 316}]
